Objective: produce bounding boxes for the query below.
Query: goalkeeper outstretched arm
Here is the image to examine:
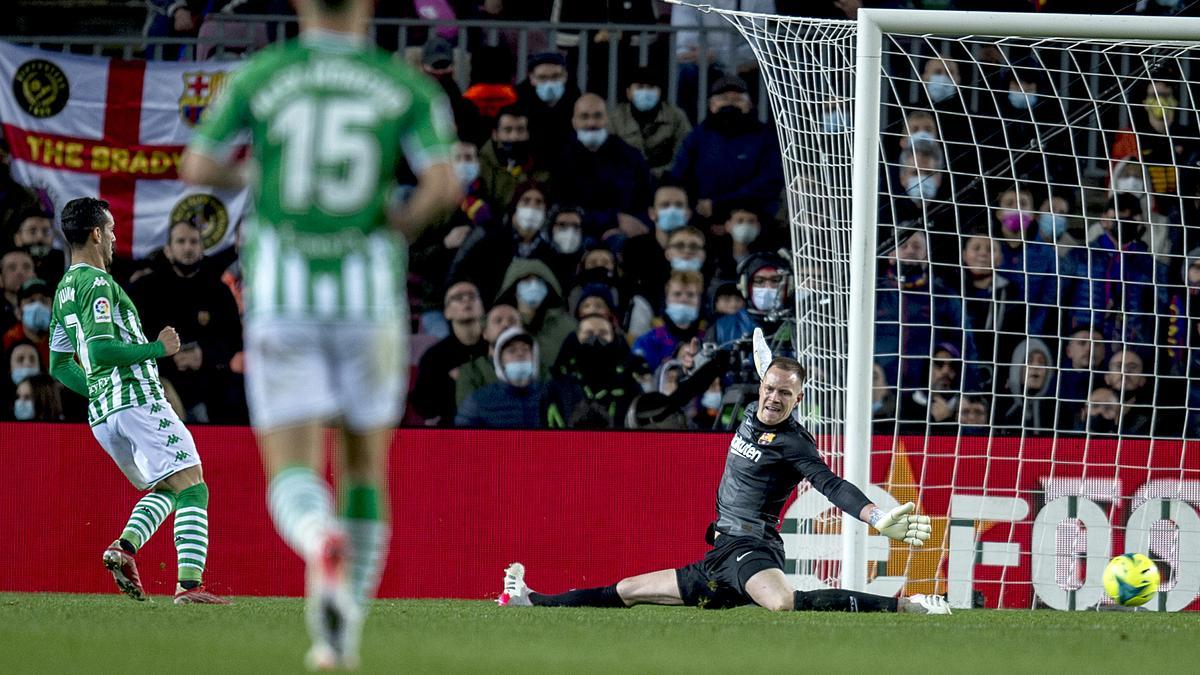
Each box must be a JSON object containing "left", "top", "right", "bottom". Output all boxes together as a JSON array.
[{"left": 794, "top": 448, "right": 932, "bottom": 546}]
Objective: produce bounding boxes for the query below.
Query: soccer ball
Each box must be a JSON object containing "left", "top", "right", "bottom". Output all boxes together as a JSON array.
[{"left": 1102, "top": 553, "right": 1160, "bottom": 607}]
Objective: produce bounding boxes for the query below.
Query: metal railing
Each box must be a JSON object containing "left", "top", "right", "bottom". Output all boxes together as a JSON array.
[{"left": 1, "top": 16, "right": 771, "bottom": 124}]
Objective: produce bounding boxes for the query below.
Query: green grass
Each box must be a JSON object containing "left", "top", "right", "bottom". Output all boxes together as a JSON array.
[{"left": 1, "top": 593, "right": 1198, "bottom": 673}]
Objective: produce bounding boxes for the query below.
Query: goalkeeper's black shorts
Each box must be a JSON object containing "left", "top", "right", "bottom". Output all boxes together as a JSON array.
[{"left": 675, "top": 531, "right": 785, "bottom": 610}]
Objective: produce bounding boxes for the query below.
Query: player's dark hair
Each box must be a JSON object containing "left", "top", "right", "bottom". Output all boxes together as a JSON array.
[
  {"left": 60, "top": 197, "right": 110, "bottom": 247},
  {"left": 768, "top": 357, "right": 807, "bottom": 385}
]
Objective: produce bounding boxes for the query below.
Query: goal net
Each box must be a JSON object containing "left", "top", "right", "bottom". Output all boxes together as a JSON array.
[{"left": 686, "top": 3, "right": 1200, "bottom": 610}]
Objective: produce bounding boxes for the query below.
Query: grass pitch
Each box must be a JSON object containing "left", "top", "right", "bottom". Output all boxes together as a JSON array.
[{"left": 1, "top": 593, "right": 1198, "bottom": 673}]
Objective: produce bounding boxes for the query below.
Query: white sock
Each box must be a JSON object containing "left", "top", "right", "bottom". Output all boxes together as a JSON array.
[
  {"left": 343, "top": 518, "right": 389, "bottom": 607},
  {"left": 267, "top": 467, "right": 335, "bottom": 560}
]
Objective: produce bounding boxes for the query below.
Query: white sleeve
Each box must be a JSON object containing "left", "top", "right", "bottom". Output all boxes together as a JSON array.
[{"left": 49, "top": 321, "right": 74, "bottom": 353}]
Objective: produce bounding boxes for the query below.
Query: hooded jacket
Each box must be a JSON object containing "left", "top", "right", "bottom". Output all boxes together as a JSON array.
[
  {"left": 454, "top": 327, "right": 546, "bottom": 429},
  {"left": 998, "top": 337, "right": 1056, "bottom": 432},
  {"left": 494, "top": 258, "right": 577, "bottom": 369}
]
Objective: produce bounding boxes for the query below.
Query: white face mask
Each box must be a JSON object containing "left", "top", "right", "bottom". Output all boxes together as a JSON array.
[
  {"left": 552, "top": 227, "right": 582, "bottom": 254},
  {"left": 925, "top": 73, "right": 955, "bottom": 103},
  {"left": 453, "top": 160, "right": 480, "bottom": 187},
  {"left": 1115, "top": 176, "right": 1144, "bottom": 193},
  {"left": 752, "top": 286, "right": 780, "bottom": 311},
  {"left": 730, "top": 221, "right": 760, "bottom": 244},
  {"left": 577, "top": 128, "right": 608, "bottom": 150},
  {"left": 700, "top": 390, "right": 722, "bottom": 411},
  {"left": 503, "top": 360, "right": 536, "bottom": 385},
  {"left": 514, "top": 206, "right": 545, "bottom": 234}
]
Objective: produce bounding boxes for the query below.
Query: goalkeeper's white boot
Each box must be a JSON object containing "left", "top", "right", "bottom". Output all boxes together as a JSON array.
[
  {"left": 496, "top": 562, "right": 534, "bottom": 607},
  {"left": 902, "top": 593, "right": 952, "bottom": 615}
]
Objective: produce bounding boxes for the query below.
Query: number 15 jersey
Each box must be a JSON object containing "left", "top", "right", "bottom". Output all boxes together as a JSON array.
[{"left": 188, "top": 31, "right": 456, "bottom": 322}]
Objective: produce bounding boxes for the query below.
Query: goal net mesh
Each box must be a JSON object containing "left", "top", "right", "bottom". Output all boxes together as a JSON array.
[{"left": 706, "top": 4, "right": 1200, "bottom": 609}]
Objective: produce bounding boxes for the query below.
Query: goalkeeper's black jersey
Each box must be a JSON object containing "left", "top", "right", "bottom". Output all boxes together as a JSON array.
[{"left": 714, "top": 403, "right": 872, "bottom": 540}]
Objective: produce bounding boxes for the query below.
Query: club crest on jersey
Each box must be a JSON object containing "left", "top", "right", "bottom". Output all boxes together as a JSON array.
[
  {"left": 178, "top": 71, "right": 228, "bottom": 126},
  {"left": 93, "top": 297, "right": 112, "bottom": 323},
  {"left": 758, "top": 433, "right": 776, "bottom": 444},
  {"left": 730, "top": 435, "right": 762, "bottom": 463}
]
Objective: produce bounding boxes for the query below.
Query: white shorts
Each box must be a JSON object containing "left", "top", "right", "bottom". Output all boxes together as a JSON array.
[
  {"left": 92, "top": 401, "right": 201, "bottom": 490},
  {"left": 244, "top": 317, "right": 407, "bottom": 433}
]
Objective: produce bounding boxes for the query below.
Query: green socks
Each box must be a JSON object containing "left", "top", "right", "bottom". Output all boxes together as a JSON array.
[
  {"left": 174, "top": 483, "right": 210, "bottom": 584},
  {"left": 120, "top": 491, "right": 177, "bottom": 551},
  {"left": 343, "top": 484, "right": 389, "bottom": 606}
]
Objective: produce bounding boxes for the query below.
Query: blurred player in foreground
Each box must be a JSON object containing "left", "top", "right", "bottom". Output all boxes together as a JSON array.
[
  {"left": 49, "top": 197, "right": 227, "bottom": 605},
  {"left": 500, "top": 345, "right": 949, "bottom": 614},
  {"left": 181, "top": 0, "right": 460, "bottom": 667}
]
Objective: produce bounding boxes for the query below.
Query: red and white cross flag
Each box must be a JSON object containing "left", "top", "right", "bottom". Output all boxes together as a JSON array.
[{"left": 0, "top": 41, "right": 248, "bottom": 259}]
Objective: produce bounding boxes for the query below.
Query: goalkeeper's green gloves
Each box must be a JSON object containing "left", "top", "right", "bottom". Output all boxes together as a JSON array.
[{"left": 869, "top": 502, "right": 932, "bottom": 546}]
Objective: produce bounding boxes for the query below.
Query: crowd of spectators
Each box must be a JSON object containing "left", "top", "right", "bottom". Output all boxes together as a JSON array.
[{"left": 2, "top": 1, "right": 1200, "bottom": 438}]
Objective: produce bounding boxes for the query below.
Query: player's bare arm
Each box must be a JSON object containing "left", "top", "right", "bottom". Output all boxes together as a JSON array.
[{"left": 389, "top": 161, "right": 462, "bottom": 241}]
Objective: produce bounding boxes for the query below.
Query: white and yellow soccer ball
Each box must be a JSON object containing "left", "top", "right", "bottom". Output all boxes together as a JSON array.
[{"left": 1102, "top": 553, "right": 1161, "bottom": 607}]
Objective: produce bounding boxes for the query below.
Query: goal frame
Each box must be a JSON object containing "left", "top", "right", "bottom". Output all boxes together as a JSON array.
[{"left": 843, "top": 8, "right": 1200, "bottom": 592}]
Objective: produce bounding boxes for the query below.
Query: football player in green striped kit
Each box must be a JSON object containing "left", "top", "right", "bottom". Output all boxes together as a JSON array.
[
  {"left": 181, "top": 0, "right": 461, "bottom": 668},
  {"left": 48, "top": 196, "right": 227, "bottom": 606}
]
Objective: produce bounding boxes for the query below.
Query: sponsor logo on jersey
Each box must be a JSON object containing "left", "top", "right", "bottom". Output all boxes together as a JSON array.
[
  {"left": 730, "top": 435, "right": 762, "bottom": 463},
  {"left": 93, "top": 296, "right": 112, "bottom": 323},
  {"left": 170, "top": 193, "right": 229, "bottom": 251},
  {"left": 758, "top": 432, "right": 776, "bottom": 444},
  {"left": 92, "top": 277, "right": 108, "bottom": 288},
  {"left": 13, "top": 59, "right": 69, "bottom": 118},
  {"left": 178, "top": 71, "right": 229, "bottom": 126}
]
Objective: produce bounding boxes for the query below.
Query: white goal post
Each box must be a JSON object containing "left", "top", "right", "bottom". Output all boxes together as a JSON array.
[{"left": 672, "top": 1, "right": 1200, "bottom": 610}]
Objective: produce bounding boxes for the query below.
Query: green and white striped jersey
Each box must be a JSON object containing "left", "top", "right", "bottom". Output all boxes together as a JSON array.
[
  {"left": 188, "top": 31, "right": 457, "bottom": 321},
  {"left": 49, "top": 263, "right": 166, "bottom": 426}
]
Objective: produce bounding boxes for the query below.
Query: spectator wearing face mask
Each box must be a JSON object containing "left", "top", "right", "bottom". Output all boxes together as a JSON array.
[
  {"left": 410, "top": 140, "right": 496, "bottom": 315},
  {"left": 494, "top": 258, "right": 576, "bottom": 370},
  {"left": 710, "top": 202, "right": 773, "bottom": 283},
  {"left": 455, "top": 326, "right": 547, "bottom": 429},
  {"left": 621, "top": 181, "right": 693, "bottom": 307},
  {"left": 478, "top": 106, "right": 552, "bottom": 215},
  {"left": 456, "top": 303, "right": 523, "bottom": 408},
  {"left": 991, "top": 186, "right": 1058, "bottom": 341},
  {"left": 9, "top": 372, "right": 62, "bottom": 422},
  {"left": 452, "top": 181, "right": 553, "bottom": 301},
  {"left": 545, "top": 313, "right": 645, "bottom": 429},
  {"left": 670, "top": 76, "right": 784, "bottom": 222},
  {"left": 7, "top": 339, "right": 41, "bottom": 388},
  {"left": 10, "top": 209, "right": 65, "bottom": 288},
  {"left": 632, "top": 270, "right": 707, "bottom": 372},
  {"left": 3, "top": 277, "right": 52, "bottom": 368},
  {"left": 515, "top": 52, "right": 580, "bottom": 165},
  {"left": 1113, "top": 79, "right": 1192, "bottom": 219},
  {"left": 4, "top": 339, "right": 41, "bottom": 413},
  {"left": 609, "top": 66, "right": 692, "bottom": 180},
  {"left": 1075, "top": 386, "right": 1122, "bottom": 436},
  {"left": 545, "top": 204, "right": 586, "bottom": 291},
  {"left": 551, "top": 94, "right": 654, "bottom": 240}
]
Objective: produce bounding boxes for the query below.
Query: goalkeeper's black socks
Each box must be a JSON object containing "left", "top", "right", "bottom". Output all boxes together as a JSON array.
[
  {"left": 793, "top": 589, "right": 898, "bottom": 613},
  {"left": 529, "top": 585, "right": 626, "bottom": 608}
]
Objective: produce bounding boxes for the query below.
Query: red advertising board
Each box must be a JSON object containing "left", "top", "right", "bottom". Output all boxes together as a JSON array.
[{"left": 0, "top": 424, "right": 1197, "bottom": 610}]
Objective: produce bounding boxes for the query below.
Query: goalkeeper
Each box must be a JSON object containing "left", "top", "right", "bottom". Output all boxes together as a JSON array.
[{"left": 499, "top": 355, "right": 949, "bottom": 614}]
